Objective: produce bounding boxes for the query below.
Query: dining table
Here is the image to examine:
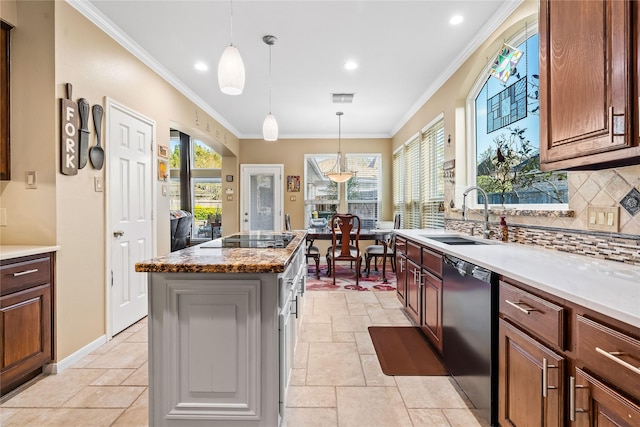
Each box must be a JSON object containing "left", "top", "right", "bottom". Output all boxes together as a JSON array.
[{"left": 305, "top": 227, "right": 394, "bottom": 283}]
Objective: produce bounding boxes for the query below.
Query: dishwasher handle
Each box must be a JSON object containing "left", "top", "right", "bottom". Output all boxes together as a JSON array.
[{"left": 444, "top": 255, "right": 469, "bottom": 277}]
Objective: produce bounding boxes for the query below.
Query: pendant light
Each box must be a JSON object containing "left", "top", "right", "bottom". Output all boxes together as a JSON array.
[
  {"left": 262, "top": 35, "right": 278, "bottom": 141},
  {"left": 325, "top": 112, "right": 356, "bottom": 183},
  {"left": 218, "top": 0, "right": 245, "bottom": 95}
]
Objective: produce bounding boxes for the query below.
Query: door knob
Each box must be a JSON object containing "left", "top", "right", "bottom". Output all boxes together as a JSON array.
[{"left": 113, "top": 230, "right": 125, "bottom": 238}]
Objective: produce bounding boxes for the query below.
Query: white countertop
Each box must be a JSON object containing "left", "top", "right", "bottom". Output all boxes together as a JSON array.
[
  {"left": 0, "top": 245, "right": 60, "bottom": 261},
  {"left": 395, "top": 229, "right": 640, "bottom": 329}
]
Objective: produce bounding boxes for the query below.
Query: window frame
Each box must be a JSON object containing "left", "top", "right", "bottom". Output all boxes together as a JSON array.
[
  {"left": 465, "top": 22, "right": 568, "bottom": 210},
  {"left": 345, "top": 152, "right": 382, "bottom": 230}
]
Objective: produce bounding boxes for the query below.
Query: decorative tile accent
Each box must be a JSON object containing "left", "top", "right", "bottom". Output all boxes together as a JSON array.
[
  {"left": 620, "top": 188, "right": 640, "bottom": 216},
  {"left": 445, "top": 219, "right": 640, "bottom": 266}
]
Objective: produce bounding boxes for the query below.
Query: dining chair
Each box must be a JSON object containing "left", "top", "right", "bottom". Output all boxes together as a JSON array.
[
  {"left": 326, "top": 213, "right": 363, "bottom": 286},
  {"left": 364, "top": 213, "right": 401, "bottom": 277},
  {"left": 286, "top": 213, "right": 321, "bottom": 279}
]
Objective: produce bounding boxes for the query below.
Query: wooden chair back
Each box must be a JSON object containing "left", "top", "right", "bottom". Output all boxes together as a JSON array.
[{"left": 330, "top": 213, "right": 361, "bottom": 260}]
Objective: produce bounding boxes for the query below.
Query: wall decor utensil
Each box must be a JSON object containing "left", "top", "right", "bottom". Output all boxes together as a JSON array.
[
  {"left": 90, "top": 104, "right": 104, "bottom": 170},
  {"left": 61, "top": 83, "right": 78, "bottom": 175},
  {"left": 77, "top": 98, "right": 90, "bottom": 169}
]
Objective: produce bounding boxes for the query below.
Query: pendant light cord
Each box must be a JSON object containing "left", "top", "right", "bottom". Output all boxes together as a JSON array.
[
  {"left": 229, "top": 0, "right": 234, "bottom": 43},
  {"left": 269, "top": 43, "right": 272, "bottom": 114}
]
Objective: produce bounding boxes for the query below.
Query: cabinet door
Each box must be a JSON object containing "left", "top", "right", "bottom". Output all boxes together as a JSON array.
[
  {"left": 0, "top": 283, "right": 52, "bottom": 393},
  {"left": 571, "top": 368, "right": 640, "bottom": 427},
  {"left": 405, "top": 259, "right": 421, "bottom": 325},
  {"left": 539, "top": 0, "right": 640, "bottom": 170},
  {"left": 499, "top": 318, "right": 565, "bottom": 426},
  {"left": 395, "top": 249, "right": 407, "bottom": 305},
  {"left": 420, "top": 269, "right": 442, "bottom": 353}
]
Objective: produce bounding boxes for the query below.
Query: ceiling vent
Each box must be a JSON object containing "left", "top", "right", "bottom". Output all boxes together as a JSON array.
[{"left": 332, "top": 93, "right": 355, "bottom": 103}]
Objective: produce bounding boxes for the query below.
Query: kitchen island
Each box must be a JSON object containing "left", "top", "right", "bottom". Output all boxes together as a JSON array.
[{"left": 135, "top": 230, "right": 307, "bottom": 427}]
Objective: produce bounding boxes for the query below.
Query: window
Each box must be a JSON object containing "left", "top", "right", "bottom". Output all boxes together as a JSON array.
[
  {"left": 191, "top": 140, "right": 222, "bottom": 239},
  {"left": 393, "top": 117, "right": 445, "bottom": 230},
  {"left": 470, "top": 27, "right": 567, "bottom": 207},
  {"left": 345, "top": 154, "right": 382, "bottom": 230},
  {"left": 169, "top": 131, "right": 222, "bottom": 240},
  {"left": 304, "top": 154, "right": 340, "bottom": 223}
]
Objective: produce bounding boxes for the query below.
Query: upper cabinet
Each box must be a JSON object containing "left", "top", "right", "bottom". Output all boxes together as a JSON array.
[
  {"left": 539, "top": 0, "right": 640, "bottom": 171},
  {"left": 1, "top": 22, "right": 10, "bottom": 180}
]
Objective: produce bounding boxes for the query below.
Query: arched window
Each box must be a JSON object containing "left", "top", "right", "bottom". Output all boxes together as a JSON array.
[{"left": 467, "top": 25, "right": 567, "bottom": 207}]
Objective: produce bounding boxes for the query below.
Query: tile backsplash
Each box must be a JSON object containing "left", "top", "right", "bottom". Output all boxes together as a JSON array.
[{"left": 445, "top": 164, "right": 640, "bottom": 266}]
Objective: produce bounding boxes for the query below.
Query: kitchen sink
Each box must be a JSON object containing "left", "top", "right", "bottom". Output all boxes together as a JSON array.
[{"left": 422, "top": 236, "right": 488, "bottom": 245}]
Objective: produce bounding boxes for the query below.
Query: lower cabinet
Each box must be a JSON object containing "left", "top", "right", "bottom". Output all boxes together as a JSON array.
[
  {"left": 395, "top": 237, "right": 407, "bottom": 305},
  {"left": 0, "top": 253, "right": 54, "bottom": 396},
  {"left": 499, "top": 275, "right": 640, "bottom": 427},
  {"left": 420, "top": 269, "right": 442, "bottom": 353},
  {"left": 572, "top": 368, "right": 640, "bottom": 426},
  {"left": 499, "top": 318, "right": 565, "bottom": 426},
  {"left": 405, "top": 258, "right": 421, "bottom": 325}
]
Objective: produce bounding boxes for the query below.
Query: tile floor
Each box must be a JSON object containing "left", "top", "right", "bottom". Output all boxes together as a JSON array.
[{"left": 0, "top": 289, "right": 488, "bottom": 427}]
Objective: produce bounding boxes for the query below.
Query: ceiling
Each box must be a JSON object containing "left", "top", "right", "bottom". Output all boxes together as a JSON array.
[{"left": 76, "top": 1, "right": 520, "bottom": 139}]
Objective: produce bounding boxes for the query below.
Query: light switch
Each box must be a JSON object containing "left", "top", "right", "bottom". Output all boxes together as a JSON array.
[
  {"left": 587, "top": 206, "right": 619, "bottom": 232},
  {"left": 26, "top": 171, "right": 37, "bottom": 189},
  {"left": 162, "top": 184, "right": 167, "bottom": 196},
  {"left": 94, "top": 177, "right": 104, "bottom": 192}
]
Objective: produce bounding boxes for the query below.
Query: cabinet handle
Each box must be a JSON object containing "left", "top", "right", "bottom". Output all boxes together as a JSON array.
[
  {"left": 595, "top": 347, "right": 640, "bottom": 375},
  {"left": 13, "top": 268, "right": 39, "bottom": 277},
  {"left": 399, "top": 258, "right": 405, "bottom": 273},
  {"left": 541, "top": 357, "right": 557, "bottom": 398},
  {"left": 569, "top": 376, "right": 589, "bottom": 421},
  {"left": 505, "top": 299, "right": 535, "bottom": 314},
  {"left": 291, "top": 295, "right": 298, "bottom": 319}
]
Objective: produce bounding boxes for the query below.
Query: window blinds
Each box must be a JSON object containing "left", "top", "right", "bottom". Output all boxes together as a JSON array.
[
  {"left": 404, "top": 136, "right": 421, "bottom": 229},
  {"left": 392, "top": 149, "right": 404, "bottom": 228},
  {"left": 421, "top": 119, "right": 445, "bottom": 229}
]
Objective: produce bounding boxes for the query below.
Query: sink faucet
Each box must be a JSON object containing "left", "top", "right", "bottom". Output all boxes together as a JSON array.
[{"left": 462, "top": 186, "right": 491, "bottom": 239}]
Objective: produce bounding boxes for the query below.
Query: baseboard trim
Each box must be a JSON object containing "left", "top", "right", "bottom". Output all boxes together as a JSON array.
[{"left": 44, "top": 335, "right": 107, "bottom": 374}]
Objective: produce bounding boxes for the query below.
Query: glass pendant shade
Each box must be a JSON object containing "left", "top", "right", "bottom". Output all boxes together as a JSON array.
[
  {"left": 218, "top": 44, "right": 245, "bottom": 95},
  {"left": 263, "top": 113, "right": 278, "bottom": 141}
]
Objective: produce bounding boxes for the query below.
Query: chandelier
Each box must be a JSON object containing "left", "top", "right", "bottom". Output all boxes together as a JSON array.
[{"left": 324, "top": 112, "right": 355, "bottom": 183}]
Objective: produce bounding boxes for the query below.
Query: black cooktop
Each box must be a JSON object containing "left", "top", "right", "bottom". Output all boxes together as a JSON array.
[{"left": 221, "top": 232, "right": 295, "bottom": 248}]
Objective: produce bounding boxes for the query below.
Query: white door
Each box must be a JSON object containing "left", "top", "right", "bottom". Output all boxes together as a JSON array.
[
  {"left": 240, "top": 164, "right": 283, "bottom": 231},
  {"left": 107, "top": 100, "right": 155, "bottom": 335}
]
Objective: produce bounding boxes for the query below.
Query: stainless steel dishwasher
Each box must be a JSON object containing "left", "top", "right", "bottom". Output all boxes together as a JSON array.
[{"left": 442, "top": 255, "right": 498, "bottom": 426}]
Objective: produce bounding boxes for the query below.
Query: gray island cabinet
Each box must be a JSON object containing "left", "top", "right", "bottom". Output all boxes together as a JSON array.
[{"left": 135, "top": 231, "right": 307, "bottom": 427}]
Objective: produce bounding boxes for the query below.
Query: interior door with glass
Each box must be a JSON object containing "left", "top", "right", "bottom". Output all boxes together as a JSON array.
[{"left": 240, "top": 164, "right": 283, "bottom": 231}]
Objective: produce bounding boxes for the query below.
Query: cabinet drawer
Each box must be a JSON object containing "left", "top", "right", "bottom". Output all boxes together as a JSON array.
[
  {"left": 499, "top": 281, "right": 566, "bottom": 349},
  {"left": 407, "top": 241, "right": 421, "bottom": 265},
  {"left": 1, "top": 256, "right": 52, "bottom": 296},
  {"left": 421, "top": 248, "right": 442, "bottom": 277},
  {"left": 395, "top": 237, "right": 406, "bottom": 256},
  {"left": 577, "top": 315, "right": 640, "bottom": 402}
]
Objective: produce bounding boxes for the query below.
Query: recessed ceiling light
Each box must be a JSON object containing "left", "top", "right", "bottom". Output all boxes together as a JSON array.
[
  {"left": 344, "top": 61, "right": 358, "bottom": 70},
  {"left": 194, "top": 62, "right": 208, "bottom": 71},
  {"left": 449, "top": 15, "right": 464, "bottom": 25}
]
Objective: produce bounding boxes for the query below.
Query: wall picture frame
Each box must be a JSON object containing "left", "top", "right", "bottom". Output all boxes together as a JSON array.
[
  {"left": 287, "top": 175, "right": 300, "bottom": 192},
  {"left": 158, "top": 159, "right": 168, "bottom": 181},
  {"left": 158, "top": 144, "right": 169, "bottom": 159}
]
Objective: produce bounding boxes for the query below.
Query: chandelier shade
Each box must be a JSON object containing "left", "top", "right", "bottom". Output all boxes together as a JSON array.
[{"left": 324, "top": 112, "right": 356, "bottom": 183}]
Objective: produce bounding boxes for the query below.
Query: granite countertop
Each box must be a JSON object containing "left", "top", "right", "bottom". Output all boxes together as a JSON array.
[
  {"left": 135, "top": 230, "right": 307, "bottom": 274},
  {"left": 0, "top": 245, "right": 61, "bottom": 261},
  {"left": 396, "top": 229, "right": 640, "bottom": 329}
]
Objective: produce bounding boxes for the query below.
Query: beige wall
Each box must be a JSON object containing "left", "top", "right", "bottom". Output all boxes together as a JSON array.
[
  {"left": 239, "top": 137, "right": 393, "bottom": 230},
  {"left": 392, "top": 0, "right": 640, "bottom": 236},
  {"left": 0, "top": 0, "right": 240, "bottom": 361}
]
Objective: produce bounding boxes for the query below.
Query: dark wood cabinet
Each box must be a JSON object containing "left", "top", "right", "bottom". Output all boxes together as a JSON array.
[
  {"left": 499, "top": 318, "right": 565, "bottom": 426},
  {"left": 405, "top": 258, "right": 421, "bottom": 325},
  {"left": 395, "top": 237, "right": 406, "bottom": 304},
  {"left": 572, "top": 367, "right": 640, "bottom": 426},
  {"left": 539, "top": 0, "right": 640, "bottom": 170},
  {"left": 0, "top": 253, "right": 54, "bottom": 395},
  {"left": 0, "top": 22, "right": 11, "bottom": 180},
  {"left": 420, "top": 269, "right": 442, "bottom": 353}
]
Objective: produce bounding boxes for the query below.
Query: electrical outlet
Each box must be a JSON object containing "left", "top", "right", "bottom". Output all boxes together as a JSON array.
[
  {"left": 0, "top": 208, "right": 7, "bottom": 226},
  {"left": 587, "top": 206, "right": 619, "bottom": 232}
]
